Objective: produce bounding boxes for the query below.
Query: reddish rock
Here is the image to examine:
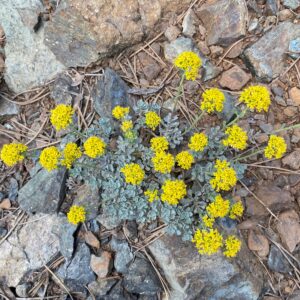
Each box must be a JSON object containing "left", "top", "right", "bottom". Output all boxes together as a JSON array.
[
  {"left": 289, "top": 87, "right": 300, "bottom": 106},
  {"left": 84, "top": 231, "right": 100, "bottom": 249},
  {"left": 0, "top": 199, "right": 11, "bottom": 210},
  {"left": 219, "top": 66, "right": 251, "bottom": 90},
  {"left": 282, "top": 149, "right": 300, "bottom": 170},
  {"left": 246, "top": 184, "right": 293, "bottom": 216},
  {"left": 90, "top": 251, "right": 112, "bottom": 279},
  {"left": 248, "top": 230, "right": 269, "bottom": 257},
  {"left": 277, "top": 210, "right": 300, "bottom": 252}
]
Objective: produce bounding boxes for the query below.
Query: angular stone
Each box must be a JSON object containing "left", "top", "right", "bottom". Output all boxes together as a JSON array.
[
  {"left": 0, "top": 0, "right": 65, "bottom": 93},
  {"left": 44, "top": 0, "right": 191, "bottom": 67},
  {"left": 283, "top": 149, "right": 300, "bottom": 170},
  {"left": 164, "top": 37, "right": 221, "bottom": 82},
  {"left": 0, "top": 213, "right": 75, "bottom": 287},
  {"left": 277, "top": 210, "right": 300, "bottom": 252},
  {"left": 57, "top": 243, "right": 95, "bottom": 291},
  {"left": 123, "top": 257, "right": 162, "bottom": 295},
  {"left": 219, "top": 66, "right": 251, "bottom": 90},
  {"left": 248, "top": 230, "right": 269, "bottom": 257},
  {"left": 74, "top": 184, "right": 99, "bottom": 221},
  {"left": 289, "top": 38, "right": 300, "bottom": 59},
  {"left": 289, "top": 87, "right": 300, "bottom": 106},
  {"left": 244, "top": 22, "right": 300, "bottom": 82},
  {"left": 246, "top": 184, "right": 294, "bottom": 216},
  {"left": 87, "top": 279, "right": 117, "bottom": 298},
  {"left": 110, "top": 237, "right": 134, "bottom": 274},
  {"left": 283, "top": 0, "right": 300, "bottom": 9},
  {"left": 0, "top": 97, "right": 19, "bottom": 118},
  {"left": 137, "top": 52, "right": 162, "bottom": 81},
  {"left": 164, "top": 25, "right": 181, "bottom": 42},
  {"left": 90, "top": 252, "right": 112, "bottom": 279},
  {"left": 92, "top": 68, "right": 131, "bottom": 119},
  {"left": 182, "top": 9, "right": 196, "bottom": 37},
  {"left": 84, "top": 231, "right": 100, "bottom": 249},
  {"left": 265, "top": 0, "right": 279, "bottom": 15},
  {"left": 18, "top": 168, "right": 67, "bottom": 214},
  {"left": 197, "top": 0, "right": 247, "bottom": 46},
  {"left": 268, "top": 245, "right": 292, "bottom": 274},
  {"left": 149, "top": 234, "right": 264, "bottom": 300}
]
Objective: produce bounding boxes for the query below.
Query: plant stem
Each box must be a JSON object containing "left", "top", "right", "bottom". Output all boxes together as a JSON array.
[
  {"left": 183, "top": 111, "right": 205, "bottom": 135},
  {"left": 224, "top": 108, "right": 248, "bottom": 129},
  {"left": 234, "top": 148, "right": 264, "bottom": 162},
  {"left": 272, "top": 123, "right": 300, "bottom": 134}
]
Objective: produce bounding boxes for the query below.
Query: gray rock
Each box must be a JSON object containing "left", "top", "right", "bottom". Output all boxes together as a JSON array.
[
  {"left": 0, "top": 0, "right": 65, "bottom": 93},
  {"left": 123, "top": 257, "right": 162, "bottom": 295},
  {"left": 8, "top": 177, "right": 18, "bottom": 201},
  {"left": 265, "top": 0, "right": 279, "bottom": 15},
  {"left": 105, "top": 280, "right": 133, "bottom": 300},
  {"left": 50, "top": 73, "right": 80, "bottom": 105},
  {"left": 197, "top": 0, "right": 247, "bottom": 46},
  {"left": 110, "top": 237, "right": 134, "bottom": 274},
  {"left": 18, "top": 167, "right": 67, "bottom": 214},
  {"left": 164, "top": 37, "right": 221, "bottom": 82},
  {"left": 44, "top": 0, "right": 191, "bottom": 67},
  {"left": 16, "top": 283, "right": 30, "bottom": 297},
  {"left": 148, "top": 234, "right": 264, "bottom": 300},
  {"left": 219, "top": 93, "right": 238, "bottom": 123},
  {"left": 74, "top": 184, "right": 99, "bottom": 221},
  {"left": 87, "top": 279, "right": 117, "bottom": 298},
  {"left": 0, "top": 97, "right": 19, "bottom": 118},
  {"left": 274, "top": 95, "right": 286, "bottom": 106},
  {"left": 244, "top": 22, "right": 300, "bottom": 82},
  {"left": 268, "top": 245, "right": 292, "bottom": 273},
  {"left": 289, "top": 38, "right": 300, "bottom": 59},
  {"left": 283, "top": 0, "right": 300, "bottom": 9},
  {"left": 0, "top": 213, "right": 75, "bottom": 287},
  {"left": 182, "top": 9, "right": 196, "bottom": 38},
  {"left": 57, "top": 243, "right": 96, "bottom": 291},
  {"left": 92, "top": 68, "right": 131, "bottom": 119},
  {"left": 0, "top": 226, "right": 7, "bottom": 238}
]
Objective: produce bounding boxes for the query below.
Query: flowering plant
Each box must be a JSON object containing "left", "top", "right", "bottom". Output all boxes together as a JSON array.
[{"left": 1, "top": 51, "right": 298, "bottom": 258}]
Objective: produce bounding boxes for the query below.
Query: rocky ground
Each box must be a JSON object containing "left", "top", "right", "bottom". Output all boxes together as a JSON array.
[{"left": 0, "top": 0, "right": 300, "bottom": 299}]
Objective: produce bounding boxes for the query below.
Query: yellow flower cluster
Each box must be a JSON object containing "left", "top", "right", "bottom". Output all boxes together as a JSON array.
[
  {"left": 112, "top": 106, "right": 130, "bottom": 120},
  {"left": 188, "top": 132, "right": 208, "bottom": 152},
  {"left": 223, "top": 125, "right": 248, "bottom": 151},
  {"left": 192, "top": 228, "right": 223, "bottom": 255},
  {"left": 144, "top": 189, "right": 159, "bottom": 203},
  {"left": 176, "top": 151, "right": 194, "bottom": 170},
  {"left": 239, "top": 85, "right": 270, "bottom": 112},
  {"left": 84, "top": 136, "right": 106, "bottom": 158},
  {"left": 121, "top": 163, "right": 145, "bottom": 185},
  {"left": 264, "top": 135, "right": 287, "bottom": 159},
  {"left": 206, "top": 195, "right": 230, "bottom": 218},
  {"left": 150, "top": 136, "right": 169, "bottom": 153},
  {"left": 223, "top": 236, "right": 241, "bottom": 258},
  {"left": 202, "top": 215, "right": 215, "bottom": 228},
  {"left": 152, "top": 151, "right": 175, "bottom": 174},
  {"left": 174, "top": 51, "right": 202, "bottom": 81},
  {"left": 67, "top": 205, "right": 86, "bottom": 225},
  {"left": 201, "top": 88, "right": 225, "bottom": 113},
  {"left": 161, "top": 179, "right": 187, "bottom": 205},
  {"left": 229, "top": 201, "right": 244, "bottom": 219},
  {"left": 0, "top": 143, "right": 28, "bottom": 167},
  {"left": 50, "top": 104, "right": 74, "bottom": 131},
  {"left": 121, "top": 120, "right": 133, "bottom": 133},
  {"left": 145, "top": 111, "right": 161, "bottom": 130},
  {"left": 40, "top": 146, "right": 60, "bottom": 171},
  {"left": 210, "top": 159, "right": 237, "bottom": 192},
  {"left": 61, "top": 142, "right": 82, "bottom": 169}
]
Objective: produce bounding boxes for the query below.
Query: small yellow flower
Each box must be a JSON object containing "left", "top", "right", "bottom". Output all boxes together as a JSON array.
[
  {"left": 61, "top": 143, "right": 82, "bottom": 169},
  {"left": 203, "top": 215, "right": 215, "bottom": 228},
  {"left": 40, "top": 146, "right": 60, "bottom": 171},
  {"left": 112, "top": 106, "right": 130, "bottom": 120},
  {"left": 239, "top": 85, "right": 271, "bottom": 112},
  {"left": 145, "top": 111, "right": 161, "bottom": 130},
  {"left": 192, "top": 228, "right": 223, "bottom": 255},
  {"left": 264, "top": 135, "right": 287, "bottom": 159},
  {"left": 50, "top": 104, "right": 74, "bottom": 131},
  {"left": 0, "top": 143, "right": 28, "bottom": 167},
  {"left": 161, "top": 179, "right": 187, "bottom": 205},
  {"left": 207, "top": 195, "right": 230, "bottom": 218},
  {"left": 121, "top": 120, "right": 133, "bottom": 133},
  {"left": 223, "top": 235, "right": 241, "bottom": 258},
  {"left": 176, "top": 151, "right": 194, "bottom": 170},
  {"left": 152, "top": 152, "right": 175, "bottom": 174},
  {"left": 229, "top": 202, "right": 244, "bottom": 219},
  {"left": 210, "top": 159, "right": 237, "bottom": 192},
  {"left": 223, "top": 125, "right": 248, "bottom": 151},
  {"left": 121, "top": 163, "right": 145, "bottom": 185},
  {"left": 188, "top": 133, "right": 208, "bottom": 152},
  {"left": 67, "top": 205, "right": 86, "bottom": 225},
  {"left": 174, "top": 51, "right": 202, "bottom": 81},
  {"left": 150, "top": 136, "right": 169, "bottom": 153},
  {"left": 145, "top": 189, "right": 159, "bottom": 203},
  {"left": 201, "top": 88, "right": 225, "bottom": 113},
  {"left": 84, "top": 136, "right": 106, "bottom": 158}
]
